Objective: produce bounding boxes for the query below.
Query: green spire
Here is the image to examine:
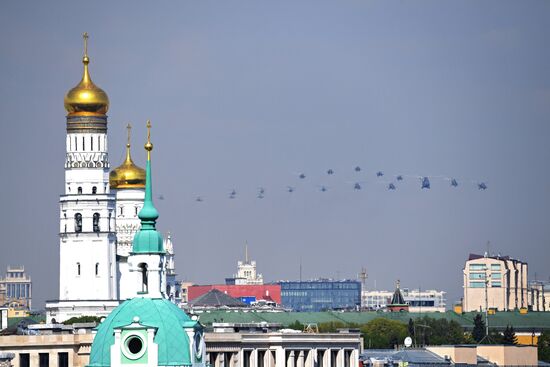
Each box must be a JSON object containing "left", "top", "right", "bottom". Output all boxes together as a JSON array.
[{"left": 132, "top": 120, "right": 164, "bottom": 254}]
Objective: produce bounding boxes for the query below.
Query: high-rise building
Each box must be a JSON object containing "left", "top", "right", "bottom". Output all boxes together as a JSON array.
[
  {"left": 0, "top": 266, "right": 32, "bottom": 310},
  {"left": 225, "top": 244, "right": 263, "bottom": 285},
  {"left": 463, "top": 253, "right": 529, "bottom": 312}
]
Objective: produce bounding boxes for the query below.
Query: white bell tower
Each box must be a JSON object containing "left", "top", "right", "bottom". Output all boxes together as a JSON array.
[{"left": 47, "top": 33, "right": 119, "bottom": 322}]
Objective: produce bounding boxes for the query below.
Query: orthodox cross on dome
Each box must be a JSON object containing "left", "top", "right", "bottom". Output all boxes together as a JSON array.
[
  {"left": 145, "top": 120, "right": 153, "bottom": 160},
  {"left": 83, "top": 32, "right": 89, "bottom": 57},
  {"left": 126, "top": 123, "right": 132, "bottom": 148}
]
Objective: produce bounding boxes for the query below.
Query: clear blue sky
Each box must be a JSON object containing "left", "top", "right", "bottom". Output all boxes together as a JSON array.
[{"left": 1, "top": 1, "right": 549, "bottom": 308}]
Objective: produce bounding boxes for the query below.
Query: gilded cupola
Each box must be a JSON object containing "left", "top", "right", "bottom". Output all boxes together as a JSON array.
[
  {"left": 64, "top": 32, "right": 110, "bottom": 116},
  {"left": 109, "top": 124, "right": 146, "bottom": 189}
]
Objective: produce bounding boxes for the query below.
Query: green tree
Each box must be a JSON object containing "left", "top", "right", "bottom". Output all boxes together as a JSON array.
[
  {"left": 538, "top": 331, "right": 550, "bottom": 362},
  {"left": 472, "top": 314, "right": 486, "bottom": 343},
  {"left": 287, "top": 320, "right": 304, "bottom": 331},
  {"left": 413, "top": 316, "right": 466, "bottom": 345},
  {"left": 408, "top": 318, "right": 415, "bottom": 337},
  {"left": 502, "top": 325, "right": 518, "bottom": 345},
  {"left": 63, "top": 315, "right": 102, "bottom": 325},
  {"left": 361, "top": 318, "right": 408, "bottom": 349},
  {"left": 318, "top": 321, "right": 348, "bottom": 333}
]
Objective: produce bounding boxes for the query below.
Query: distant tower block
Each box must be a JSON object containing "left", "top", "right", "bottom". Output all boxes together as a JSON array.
[
  {"left": 225, "top": 242, "right": 264, "bottom": 285},
  {"left": 359, "top": 267, "right": 368, "bottom": 291}
]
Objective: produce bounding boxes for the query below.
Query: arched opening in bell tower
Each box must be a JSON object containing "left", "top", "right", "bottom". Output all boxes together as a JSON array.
[{"left": 138, "top": 263, "right": 148, "bottom": 293}]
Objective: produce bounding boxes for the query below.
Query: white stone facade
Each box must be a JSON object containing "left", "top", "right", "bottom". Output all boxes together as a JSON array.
[
  {"left": 463, "top": 254, "right": 529, "bottom": 312},
  {"left": 114, "top": 188, "right": 145, "bottom": 300},
  {"left": 58, "top": 130, "right": 118, "bottom": 302},
  {"left": 362, "top": 288, "right": 446, "bottom": 312}
]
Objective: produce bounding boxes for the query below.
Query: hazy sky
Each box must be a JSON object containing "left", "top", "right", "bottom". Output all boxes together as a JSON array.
[{"left": 1, "top": 1, "right": 549, "bottom": 309}]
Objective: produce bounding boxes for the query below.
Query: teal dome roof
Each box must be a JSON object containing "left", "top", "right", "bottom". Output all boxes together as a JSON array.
[{"left": 89, "top": 297, "right": 199, "bottom": 367}]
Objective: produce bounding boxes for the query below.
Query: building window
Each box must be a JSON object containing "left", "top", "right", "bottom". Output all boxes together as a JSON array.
[
  {"left": 491, "top": 273, "right": 502, "bottom": 279},
  {"left": 469, "top": 264, "right": 486, "bottom": 271},
  {"left": 95, "top": 263, "right": 99, "bottom": 276},
  {"left": 138, "top": 263, "right": 148, "bottom": 293},
  {"left": 77, "top": 262, "right": 81, "bottom": 276},
  {"left": 58, "top": 352, "right": 68, "bottom": 367},
  {"left": 469, "top": 273, "right": 486, "bottom": 280},
  {"left": 93, "top": 213, "right": 100, "bottom": 232},
  {"left": 470, "top": 281, "right": 485, "bottom": 288},
  {"left": 119, "top": 206, "right": 124, "bottom": 216},
  {"left": 91, "top": 136, "right": 94, "bottom": 151},
  {"left": 92, "top": 186, "right": 97, "bottom": 194},
  {"left": 82, "top": 136, "right": 85, "bottom": 151},
  {"left": 77, "top": 186, "right": 82, "bottom": 195},
  {"left": 19, "top": 353, "right": 30, "bottom": 367},
  {"left": 492, "top": 281, "right": 502, "bottom": 288},
  {"left": 39, "top": 353, "right": 49, "bottom": 367},
  {"left": 491, "top": 264, "right": 501, "bottom": 271},
  {"left": 74, "top": 136, "right": 77, "bottom": 151},
  {"left": 74, "top": 213, "right": 82, "bottom": 233}
]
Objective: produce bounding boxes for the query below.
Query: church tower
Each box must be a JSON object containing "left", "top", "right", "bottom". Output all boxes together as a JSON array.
[
  {"left": 109, "top": 124, "right": 146, "bottom": 300},
  {"left": 88, "top": 122, "right": 206, "bottom": 367},
  {"left": 127, "top": 121, "right": 167, "bottom": 299},
  {"left": 48, "top": 34, "right": 118, "bottom": 322}
]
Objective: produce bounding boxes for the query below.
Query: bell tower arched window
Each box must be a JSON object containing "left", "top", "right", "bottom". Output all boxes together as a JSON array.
[
  {"left": 74, "top": 213, "right": 82, "bottom": 233},
  {"left": 95, "top": 263, "right": 99, "bottom": 276},
  {"left": 77, "top": 187, "right": 82, "bottom": 195},
  {"left": 77, "top": 262, "right": 81, "bottom": 276},
  {"left": 138, "top": 263, "right": 148, "bottom": 293},
  {"left": 92, "top": 186, "right": 97, "bottom": 194},
  {"left": 93, "top": 213, "right": 100, "bottom": 232}
]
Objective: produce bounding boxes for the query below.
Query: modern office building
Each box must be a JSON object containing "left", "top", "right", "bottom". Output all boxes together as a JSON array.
[
  {"left": 463, "top": 253, "right": 529, "bottom": 312},
  {"left": 280, "top": 280, "right": 361, "bottom": 312},
  {"left": 362, "top": 288, "right": 446, "bottom": 312},
  {"left": 0, "top": 266, "right": 32, "bottom": 310}
]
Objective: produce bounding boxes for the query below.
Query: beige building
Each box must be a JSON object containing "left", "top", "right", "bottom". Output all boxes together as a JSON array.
[
  {"left": 529, "top": 280, "right": 549, "bottom": 312},
  {"left": 463, "top": 253, "right": 528, "bottom": 312},
  {"left": 0, "top": 266, "right": 32, "bottom": 311},
  {"left": 427, "top": 345, "right": 538, "bottom": 366},
  {"left": 0, "top": 323, "right": 361, "bottom": 367},
  {"left": 225, "top": 244, "right": 264, "bottom": 286}
]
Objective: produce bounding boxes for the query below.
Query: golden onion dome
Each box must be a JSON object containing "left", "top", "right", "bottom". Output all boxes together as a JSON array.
[
  {"left": 64, "top": 33, "right": 109, "bottom": 115},
  {"left": 110, "top": 124, "right": 146, "bottom": 189}
]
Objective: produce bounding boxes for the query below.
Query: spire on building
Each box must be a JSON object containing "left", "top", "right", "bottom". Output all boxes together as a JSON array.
[{"left": 132, "top": 120, "right": 164, "bottom": 254}]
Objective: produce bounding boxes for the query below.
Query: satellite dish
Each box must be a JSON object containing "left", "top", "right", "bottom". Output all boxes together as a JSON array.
[{"left": 404, "top": 336, "right": 413, "bottom": 348}]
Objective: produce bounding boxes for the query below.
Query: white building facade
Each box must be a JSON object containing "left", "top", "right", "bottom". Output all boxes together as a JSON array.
[
  {"left": 463, "top": 253, "right": 529, "bottom": 312},
  {"left": 226, "top": 245, "right": 264, "bottom": 285},
  {"left": 362, "top": 288, "right": 446, "bottom": 312},
  {"left": 46, "top": 34, "right": 180, "bottom": 323},
  {"left": 46, "top": 36, "right": 119, "bottom": 322}
]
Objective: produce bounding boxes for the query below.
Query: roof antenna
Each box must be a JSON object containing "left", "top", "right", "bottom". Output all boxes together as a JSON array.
[{"left": 299, "top": 256, "right": 302, "bottom": 282}]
